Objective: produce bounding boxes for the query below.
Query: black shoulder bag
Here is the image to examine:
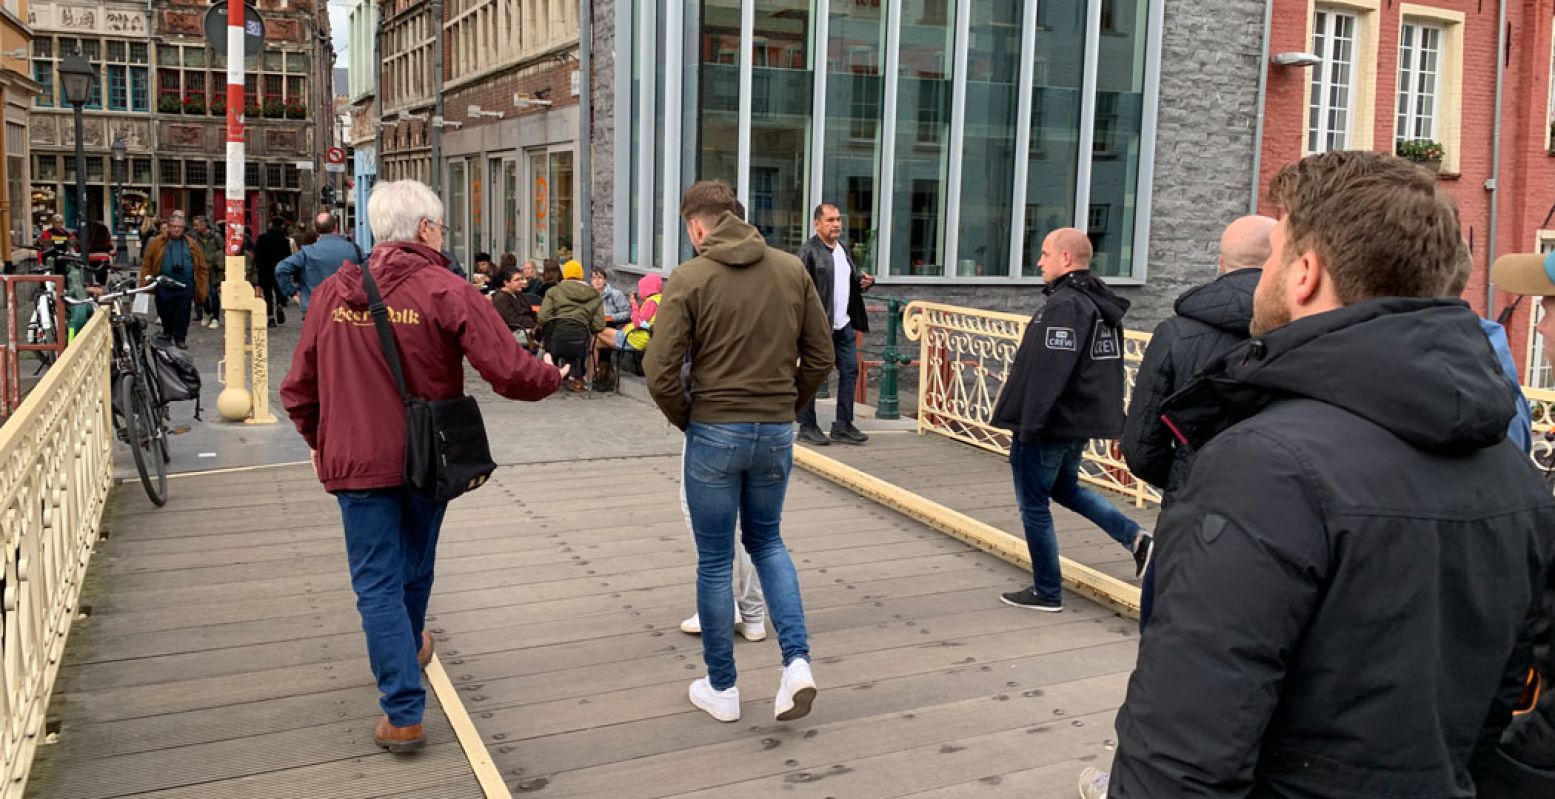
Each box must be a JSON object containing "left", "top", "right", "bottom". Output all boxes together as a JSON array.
[{"left": 360, "top": 266, "right": 496, "bottom": 502}]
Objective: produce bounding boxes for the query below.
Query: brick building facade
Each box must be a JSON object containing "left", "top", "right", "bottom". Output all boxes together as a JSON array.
[
  {"left": 27, "top": 0, "right": 335, "bottom": 246},
  {"left": 1259, "top": 0, "right": 1555, "bottom": 380}
]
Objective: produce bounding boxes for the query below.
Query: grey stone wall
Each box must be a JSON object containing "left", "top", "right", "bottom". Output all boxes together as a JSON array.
[{"left": 590, "top": 0, "right": 616, "bottom": 269}]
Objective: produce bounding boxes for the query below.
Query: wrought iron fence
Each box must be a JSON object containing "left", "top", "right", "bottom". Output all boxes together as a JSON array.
[
  {"left": 0, "top": 311, "right": 112, "bottom": 797},
  {"left": 902, "top": 300, "right": 1161, "bottom": 507}
]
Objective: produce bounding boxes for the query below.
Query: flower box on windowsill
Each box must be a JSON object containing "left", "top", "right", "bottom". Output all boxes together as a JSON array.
[{"left": 1411, "top": 158, "right": 1442, "bottom": 174}]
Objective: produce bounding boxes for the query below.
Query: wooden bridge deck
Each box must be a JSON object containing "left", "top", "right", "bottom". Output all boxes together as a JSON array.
[{"left": 27, "top": 443, "right": 1140, "bottom": 797}]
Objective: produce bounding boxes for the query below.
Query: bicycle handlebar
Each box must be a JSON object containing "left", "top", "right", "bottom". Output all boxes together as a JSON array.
[{"left": 63, "top": 276, "right": 182, "bottom": 306}]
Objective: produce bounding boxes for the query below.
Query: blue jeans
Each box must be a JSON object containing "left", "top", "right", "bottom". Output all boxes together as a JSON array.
[
  {"left": 683, "top": 422, "right": 810, "bottom": 690},
  {"left": 1010, "top": 438, "right": 1140, "bottom": 603},
  {"left": 336, "top": 487, "right": 448, "bottom": 726},
  {"left": 798, "top": 323, "right": 858, "bottom": 429}
]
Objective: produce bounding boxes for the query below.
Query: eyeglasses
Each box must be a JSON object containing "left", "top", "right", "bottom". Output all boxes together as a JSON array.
[{"left": 423, "top": 218, "right": 449, "bottom": 234}]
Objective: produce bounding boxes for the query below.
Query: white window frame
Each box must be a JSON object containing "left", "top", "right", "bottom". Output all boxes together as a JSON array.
[
  {"left": 1395, "top": 20, "right": 1442, "bottom": 145},
  {"left": 1528, "top": 231, "right": 1555, "bottom": 388},
  {"left": 1309, "top": 7, "right": 1359, "bottom": 152}
]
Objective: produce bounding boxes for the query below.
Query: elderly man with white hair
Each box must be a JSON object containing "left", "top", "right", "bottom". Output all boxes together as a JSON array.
[{"left": 281, "top": 180, "right": 567, "bottom": 754}]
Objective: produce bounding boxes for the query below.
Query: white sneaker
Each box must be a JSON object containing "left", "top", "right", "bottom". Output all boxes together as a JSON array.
[
  {"left": 680, "top": 613, "right": 702, "bottom": 635},
  {"left": 689, "top": 677, "right": 740, "bottom": 722},
  {"left": 735, "top": 618, "right": 767, "bottom": 642},
  {"left": 208, "top": 318, "right": 220, "bottom": 329},
  {"left": 774, "top": 658, "right": 816, "bottom": 721},
  {"left": 1077, "top": 766, "right": 1110, "bottom": 799}
]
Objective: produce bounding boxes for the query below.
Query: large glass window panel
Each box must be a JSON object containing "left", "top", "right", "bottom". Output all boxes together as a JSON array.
[
  {"left": 529, "top": 151, "right": 549, "bottom": 260},
  {"left": 503, "top": 159, "right": 518, "bottom": 256},
  {"left": 1023, "top": 0, "right": 1086, "bottom": 276},
  {"left": 551, "top": 150, "right": 575, "bottom": 260},
  {"left": 1086, "top": 0, "right": 1149, "bottom": 277},
  {"left": 448, "top": 160, "right": 468, "bottom": 266},
  {"left": 686, "top": 1, "right": 741, "bottom": 196},
  {"left": 628, "top": 1, "right": 640, "bottom": 263},
  {"left": 652, "top": 0, "right": 667, "bottom": 266},
  {"left": 890, "top": 0, "right": 956, "bottom": 276},
  {"left": 957, "top": 0, "right": 1024, "bottom": 277},
  {"left": 822, "top": 0, "right": 886, "bottom": 272},
  {"left": 748, "top": 1, "right": 812, "bottom": 251}
]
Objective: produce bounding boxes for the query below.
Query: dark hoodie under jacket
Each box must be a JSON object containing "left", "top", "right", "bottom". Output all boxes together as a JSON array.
[
  {"left": 644, "top": 211, "right": 834, "bottom": 431},
  {"left": 281, "top": 241, "right": 562, "bottom": 492},
  {"left": 1122, "top": 267, "right": 1259, "bottom": 501},
  {"left": 991, "top": 269, "right": 1131, "bottom": 441},
  {"left": 1110, "top": 298, "right": 1555, "bottom": 799}
]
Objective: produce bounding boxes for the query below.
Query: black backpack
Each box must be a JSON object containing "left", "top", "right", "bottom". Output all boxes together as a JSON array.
[{"left": 149, "top": 335, "right": 202, "bottom": 419}]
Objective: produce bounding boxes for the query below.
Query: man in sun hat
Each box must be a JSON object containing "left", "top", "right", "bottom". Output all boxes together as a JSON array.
[{"left": 1470, "top": 249, "right": 1555, "bottom": 798}]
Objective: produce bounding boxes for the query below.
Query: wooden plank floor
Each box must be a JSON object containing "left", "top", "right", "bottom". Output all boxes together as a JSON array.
[
  {"left": 25, "top": 465, "right": 487, "bottom": 799},
  {"left": 806, "top": 431, "right": 1160, "bottom": 586},
  {"left": 448, "top": 454, "right": 1138, "bottom": 797}
]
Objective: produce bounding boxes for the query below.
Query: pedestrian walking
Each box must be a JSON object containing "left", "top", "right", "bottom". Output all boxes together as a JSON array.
[
  {"left": 255, "top": 217, "right": 293, "bottom": 327},
  {"left": 1469, "top": 248, "right": 1555, "bottom": 798},
  {"left": 138, "top": 211, "right": 208, "bottom": 348},
  {"left": 189, "top": 216, "right": 225, "bottom": 328},
  {"left": 276, "top": 212, "right": 363, "bottom": 317},
  {"left": 992, "top": 228, "right": 1152, "bottom": 613},
  {"left": 644, "top": 180, "right": 834, "bottom": 724},
  {"left": 280, "top": 180, "right": 566, "bottom": 754},
  {"left": 795, "top": 203, "right": 874, "bottom": 446},
  {"left": 1122, "top": 214, "right": 1273, "bottom": 627},
  {"left": 1106, "top": 151, "right": 1555, "bottom": 797}
]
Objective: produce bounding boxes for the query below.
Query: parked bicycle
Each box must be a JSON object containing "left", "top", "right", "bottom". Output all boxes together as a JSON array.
[{"left": 66, "top": 275, "right": 180, "bottom": 506}]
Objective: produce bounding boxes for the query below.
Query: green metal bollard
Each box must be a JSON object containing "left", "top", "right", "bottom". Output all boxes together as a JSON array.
[{"left": 875, "top": 296, "right": 911, "bottom": 420}]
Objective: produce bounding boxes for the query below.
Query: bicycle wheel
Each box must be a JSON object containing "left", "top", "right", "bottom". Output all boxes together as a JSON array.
[{"left": 118, "top": 373, "right": 167, "bottom": 506}]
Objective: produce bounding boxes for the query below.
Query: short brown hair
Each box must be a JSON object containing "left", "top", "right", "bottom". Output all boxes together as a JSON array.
[
  {"left": 680, "top": 180, "right": 739, "bottom": 222},
  {"left": 1268, "top": 151, "right": 1462, "bottom": 302}
]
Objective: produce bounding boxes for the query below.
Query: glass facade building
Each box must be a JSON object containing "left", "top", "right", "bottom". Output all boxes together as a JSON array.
[{"left": 613, "top": 0, "right": 1163, "bottom": 282}]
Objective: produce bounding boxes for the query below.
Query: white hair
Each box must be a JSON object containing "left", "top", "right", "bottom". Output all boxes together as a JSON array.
[{"left": 367, "top": 180, "right": 443, "bottom": 244}]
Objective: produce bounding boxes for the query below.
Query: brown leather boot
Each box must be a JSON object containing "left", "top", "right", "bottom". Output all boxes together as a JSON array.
[
  {"left": 374, "top": 716, "right": 425, "bottom": 754},
  {"left": 418, "top": 631, "right": 434, "bottom": 669}
]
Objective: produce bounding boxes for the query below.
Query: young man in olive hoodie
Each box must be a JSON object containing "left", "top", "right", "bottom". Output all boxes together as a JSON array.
[{"left": 645, "top": 180, "right": 834, "bottom": 724}]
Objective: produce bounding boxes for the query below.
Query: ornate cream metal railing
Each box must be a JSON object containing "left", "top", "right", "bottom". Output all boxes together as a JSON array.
[
  {"left": 903, "top": 301, "right": 1161, "bottom": 507},
  {"left": 0, "top": 312, "right": 112, "bottom": 798},
  {"left": 1527, "top": 386, "right": 1555, "bottom": 460}
]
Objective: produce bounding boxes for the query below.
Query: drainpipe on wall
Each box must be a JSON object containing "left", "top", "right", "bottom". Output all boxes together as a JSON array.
[
  {"left": 146, "top": 0, "right": 158, "bottom": 220},
  {"left": 1485, "top": 0, "right": 1508, "bottom": 319},
  {"left": 1249, "top": 0, "right": 1275, "bottom": 213},
  {"left": 577, "top": 0, "right": 592, "bottom": 268},
  {"left": 430, "top": 0, "right": 444, "bottom": 196}
]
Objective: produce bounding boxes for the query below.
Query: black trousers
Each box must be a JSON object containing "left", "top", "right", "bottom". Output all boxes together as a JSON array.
[{"left": 156, "top": 287, "right": 194, "bottom": 344}]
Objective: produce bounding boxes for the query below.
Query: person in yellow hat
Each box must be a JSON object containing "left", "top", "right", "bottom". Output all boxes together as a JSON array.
[
  {"left": 537, "top": 258, "right": 605, "bottom": 391},
  {"left": 1473, "top": 249, "right": 1555, "bottom": 798}
]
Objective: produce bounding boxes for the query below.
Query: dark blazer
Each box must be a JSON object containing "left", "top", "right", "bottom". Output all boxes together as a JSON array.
[{"left": 796, "top": 235, "right": 870, "bottom": 334}]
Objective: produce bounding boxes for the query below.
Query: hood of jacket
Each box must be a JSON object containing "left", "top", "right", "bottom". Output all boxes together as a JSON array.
[
  {"left": 549, "top": 279, "right": 601, "bottom": 305},
  {"left": 335, "top": 241, "right": 449, "bottom": 306},
  {"left": 696, "top": 212, "right": 768, "bottom": 268},
  {"left": 637, "top": 273, "right": 664, "bottom": 297},
  {"left": 1166, "top": 298, "right": 1516, "bottom": 455},
  {"left": 1174, "top": 268, "right": 1260, "bottom": 335},
  {"left": 1045, "top": 270, "right": 1129, "bottom": 326}
]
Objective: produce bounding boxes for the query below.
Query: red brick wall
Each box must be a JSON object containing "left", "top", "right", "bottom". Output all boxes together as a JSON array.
[
  {"left": 443, "top": 59, "right": 579, "bottom": 136},
  {"left": 1259, "top": 0, "right": 1555, "bottom": 377}
]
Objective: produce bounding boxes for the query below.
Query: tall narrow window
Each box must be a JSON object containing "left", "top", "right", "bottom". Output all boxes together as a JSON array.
[
  {"left": 1308, "top": 8, "right": 1358, "bottom": 152},
  {"left": 107, "top": 64, "right": 127, "bottom": 111},
  {"left": 1396, "top": 21, "right": 1441, "bottom": 144}
]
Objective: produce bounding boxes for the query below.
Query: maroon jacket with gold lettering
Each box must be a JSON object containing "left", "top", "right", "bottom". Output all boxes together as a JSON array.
[{"left": 281, "top": 240, "right": 560, "bottom": 492}]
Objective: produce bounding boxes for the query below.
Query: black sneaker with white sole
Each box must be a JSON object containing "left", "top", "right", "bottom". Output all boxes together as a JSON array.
[
  {"left": 999, "top": 587, "right": 1062, "bottom": 612},
  {"left": 830, "top": 422, "right": 869, "bottom": 445},
  {"left": 1133, "top": 532, "right": 1154, "bottom": 579}
]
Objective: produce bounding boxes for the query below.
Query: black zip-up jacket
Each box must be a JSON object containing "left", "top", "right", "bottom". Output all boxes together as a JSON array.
[
  {"left": 1110, "top": 298, "right": 1555, "bottom": 798},
  {"left": 990, "top": 270, "right": 1130, "bottom": 442},
  {"left": 796, "top": 234, "right": 870, "bottom": 334},
  {"left": 1121, "top": 267, "right": 1259, "bottom": 502}
]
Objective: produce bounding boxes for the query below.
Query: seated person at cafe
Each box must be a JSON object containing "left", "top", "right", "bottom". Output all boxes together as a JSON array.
[
  {"left": 538, "top": 260, "right": 605, "bottom": 391},
  {"left": 593, "top": 268, "right": 632, "bottom": 325},
  {"left": 491, "top": 263, "right": 540, "bottom": 346}
]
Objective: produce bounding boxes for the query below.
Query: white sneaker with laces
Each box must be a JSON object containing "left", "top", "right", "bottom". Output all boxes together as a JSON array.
[
  {"left": 774, "top": 657, "right": 817, "bottom": 721},
  {"left": 735, "top": 618, "right": 767, "bottom": 642},
  {"left": 680, "top": 613, "right": 702, "bottom": 635},
  {"left": 689, "top": 677, "right": 740, "bottom": 722},
  {"left": 1077, "top": 766, "right": 1110, "bottom": 799}
]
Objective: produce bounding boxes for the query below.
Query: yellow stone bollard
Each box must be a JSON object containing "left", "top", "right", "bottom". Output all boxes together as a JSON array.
[{"left": 216, "top": 258, "right": 277, "bottom": 424}]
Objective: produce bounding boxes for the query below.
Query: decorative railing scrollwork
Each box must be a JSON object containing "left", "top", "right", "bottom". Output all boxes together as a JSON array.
[
  {"left": 903, "top": 301, "right": 1161, "bottom": 507},
  {"left": 0, "top": 312, "right": 112, "bottom": 797}
]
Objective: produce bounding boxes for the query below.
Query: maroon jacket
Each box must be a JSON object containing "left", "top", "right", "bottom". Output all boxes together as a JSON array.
[{"left": 281, "top": 241, "right": 560, "bottom": 492}]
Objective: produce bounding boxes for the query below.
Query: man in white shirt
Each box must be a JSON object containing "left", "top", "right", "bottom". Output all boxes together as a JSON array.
[{"left": 795, "top": 203, "right": 875, "bottom": 446}]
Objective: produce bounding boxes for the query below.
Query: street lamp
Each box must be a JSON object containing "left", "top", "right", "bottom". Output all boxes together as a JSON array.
[
  {"left": 58, "top": 52, "right": 96, "bottom": 244},
  {"left": 111, "top": 137, "right": 127, "bottom": 265}
]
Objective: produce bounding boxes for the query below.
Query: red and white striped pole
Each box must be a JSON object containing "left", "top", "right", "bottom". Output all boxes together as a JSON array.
[{"left": 223, "top": 0, "right": 245, "bottom": 265}]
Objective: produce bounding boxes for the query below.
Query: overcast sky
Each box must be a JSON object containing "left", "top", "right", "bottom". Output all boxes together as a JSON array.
[{"left": 328, "top": 1, "right": 350, "bottom": 67}]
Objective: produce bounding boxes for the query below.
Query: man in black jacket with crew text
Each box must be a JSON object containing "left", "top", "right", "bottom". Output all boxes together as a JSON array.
[
  {"left": 1106, "top": 151, "right": 1555, "bottom": 798},
  {"left": 990, "top": 228, "right": 1153, "bottom": 613}
]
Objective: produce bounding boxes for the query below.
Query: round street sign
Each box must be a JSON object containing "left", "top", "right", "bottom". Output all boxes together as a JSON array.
[
  {"left": 326, "top": 147, "right": 346, "bottom": 165},
  {"left": 204, "top": 2, "right": 265, "bottom": 59}
]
